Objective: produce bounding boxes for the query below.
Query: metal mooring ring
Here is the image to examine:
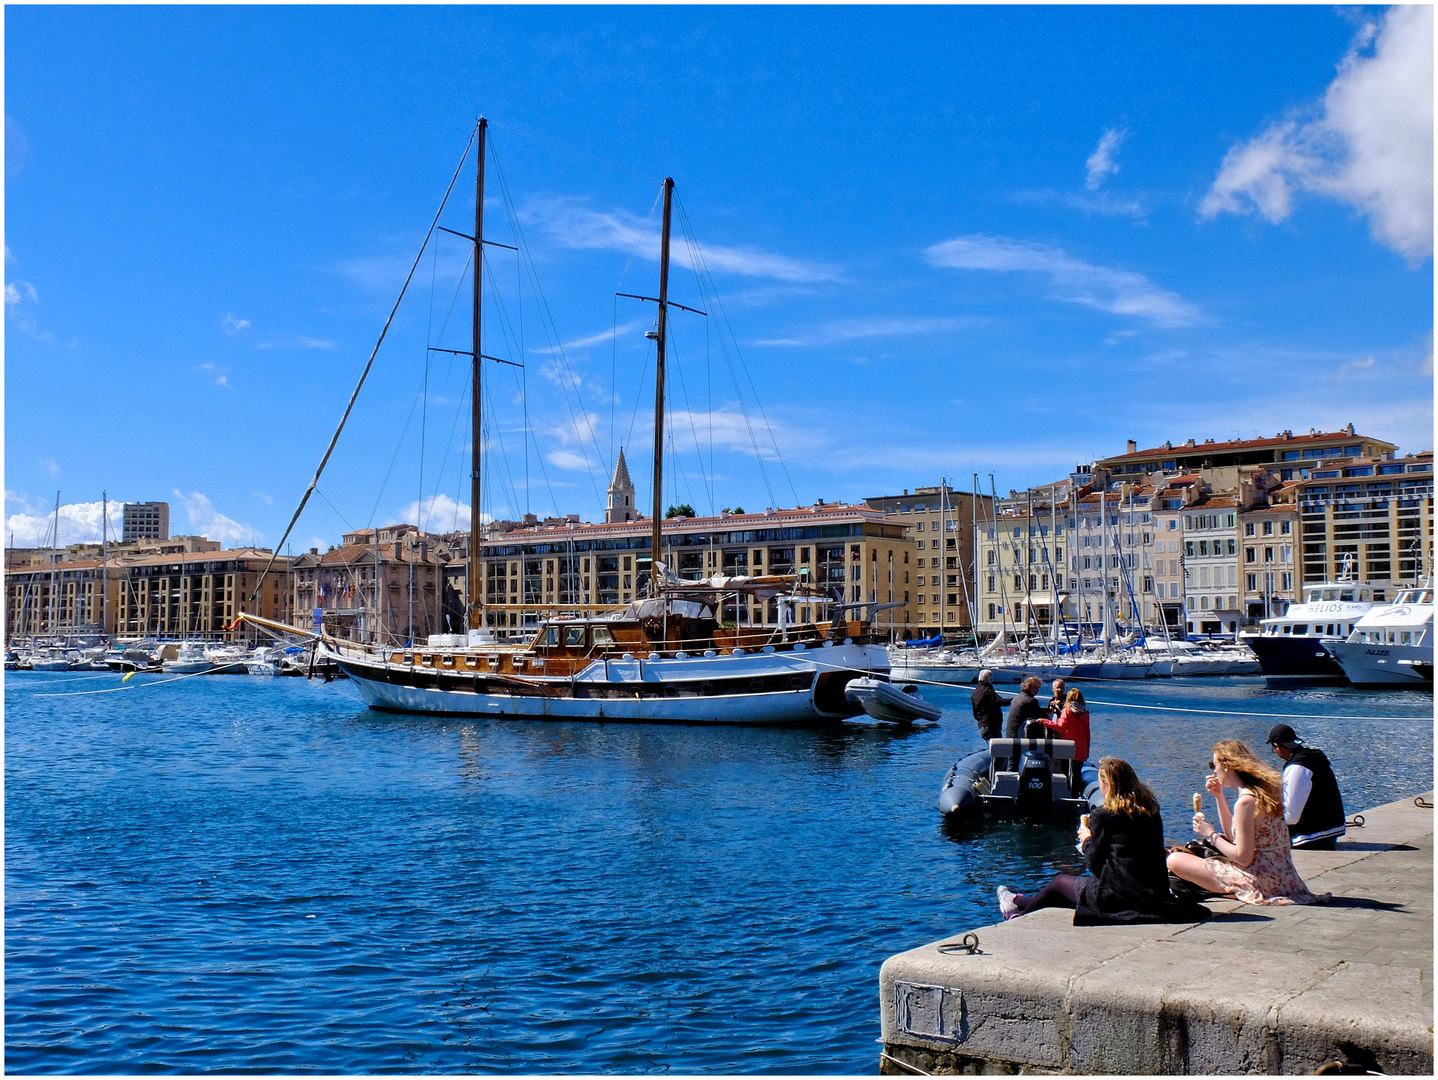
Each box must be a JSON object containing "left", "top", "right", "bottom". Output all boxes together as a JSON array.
[
  {"left": 1347, "top": 814, "right": 1366, "bottom": 827},
  {"left": 1414, "top": 798, "right": 1433, "bottom": 810},
  {"left": 937, "top": 932, "right": 981, "bottom": 956}
]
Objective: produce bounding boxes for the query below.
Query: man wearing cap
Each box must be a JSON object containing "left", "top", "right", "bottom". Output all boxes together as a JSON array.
[{"left": 1268, "top": 724, "right": 1346, "bottom": 849}]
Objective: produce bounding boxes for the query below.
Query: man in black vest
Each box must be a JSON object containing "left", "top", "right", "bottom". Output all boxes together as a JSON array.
[{"left": 1267, "top": 724, "right": 1346, "bottom": 849}]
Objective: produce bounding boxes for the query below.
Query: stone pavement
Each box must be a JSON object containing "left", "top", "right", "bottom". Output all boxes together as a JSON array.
[{"left": 878, "top": 792, "right": 1434, "bottom": 1075}]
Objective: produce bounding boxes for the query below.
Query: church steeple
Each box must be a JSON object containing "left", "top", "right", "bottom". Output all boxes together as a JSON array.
[{"left": 606, "top": 447, "right": 637, "bottom": 523}]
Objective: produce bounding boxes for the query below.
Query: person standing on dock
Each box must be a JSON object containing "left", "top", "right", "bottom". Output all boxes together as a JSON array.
[
  {"left": 1005, "top": 675, "right": 1046, "bottom": 738},
  {"left": 1267, "top": 724, "right": 1346, "bottom": 850},
  {"left": 970, "top": 670, "right": 1009, "bottom": 743}
]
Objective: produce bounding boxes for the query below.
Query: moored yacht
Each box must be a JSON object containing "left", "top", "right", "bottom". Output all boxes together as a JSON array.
[
  {"left": 241, "top": 121, "right": 901, "bottom": 724},
  {"left": 1326, "top": 585, "right": 1433, "bottom": 689},
  {"left": 1243, "top": 579, "right": 1378, "bottom": 687}
]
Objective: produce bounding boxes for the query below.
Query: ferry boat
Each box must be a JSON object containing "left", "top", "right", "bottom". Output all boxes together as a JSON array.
[
  {"left": 240, "top": 119, "right": 894, "bottom": 723},
  {"left": 1242, "top": 578, "right": 1378, "bottom": 688},
  {"left": 1325, "top": 584, "right": 1433, "bottom": 689}
]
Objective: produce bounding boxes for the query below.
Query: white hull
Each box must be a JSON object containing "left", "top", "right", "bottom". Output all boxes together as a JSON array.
[
  {"left": 332, "top": 640, "right": 890, "bottom": 724},
  {"left": 162, "top": 660, "right": 212, "bottom": 674},
  {"left": 1327, "top": 641, "right": 1433, "bottom": 688}
]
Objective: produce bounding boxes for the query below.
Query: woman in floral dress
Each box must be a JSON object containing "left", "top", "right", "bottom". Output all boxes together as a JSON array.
[{"left": 1167, "top": 739, "right": 1329, "bottom": 906}]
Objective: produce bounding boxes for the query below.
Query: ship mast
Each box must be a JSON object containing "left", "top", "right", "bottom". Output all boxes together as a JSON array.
[
  {"left": 649, "top": 177, "right": 674, "bottom": 596},
  {"left": 468, "top": 117, "right": 487, "bottom": 631}
]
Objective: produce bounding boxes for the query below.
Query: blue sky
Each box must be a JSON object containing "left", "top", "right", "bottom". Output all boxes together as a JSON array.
[{"left": 6, "top": 5, "right": 1432, "bottom": 550}]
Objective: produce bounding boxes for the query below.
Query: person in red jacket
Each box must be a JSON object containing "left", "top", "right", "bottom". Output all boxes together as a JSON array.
[{"left": 1043, "top": 687, "right": 1091, "bottom": 789}]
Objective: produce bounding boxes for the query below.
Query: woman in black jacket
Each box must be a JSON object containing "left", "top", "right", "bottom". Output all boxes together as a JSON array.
[{"left": 996, "top": 757, "right": 1210, "bottom": 925}]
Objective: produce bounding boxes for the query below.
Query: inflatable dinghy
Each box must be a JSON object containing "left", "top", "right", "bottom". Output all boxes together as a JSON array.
[
  {"left": 844, "top": 677, "right": 943, "bottom": 723},
  {"left": 939, "top": 723, "right": 1101, "bottom": 823}
]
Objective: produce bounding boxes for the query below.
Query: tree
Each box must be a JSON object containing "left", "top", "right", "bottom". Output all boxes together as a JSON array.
[{"left": 665, "top": 503, "right": 695, "bottom": 519}]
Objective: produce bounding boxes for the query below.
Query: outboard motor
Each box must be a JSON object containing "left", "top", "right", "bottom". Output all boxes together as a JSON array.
[
  {"left": 1015, "top": 719, "right": 1054, "bottom": 822},
  {"left": 1015, "top": 749, "right": 1054, "bottom": 821}
]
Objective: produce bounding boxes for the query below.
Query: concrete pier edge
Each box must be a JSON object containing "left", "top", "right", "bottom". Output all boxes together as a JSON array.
[{"left": 879, "top": 792, "right": 1434, "bottom": 1075}]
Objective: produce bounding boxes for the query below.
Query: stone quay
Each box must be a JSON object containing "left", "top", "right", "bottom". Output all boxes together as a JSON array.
[{"left": 879, "top": 792, "right": 1433, "bottom": 1075}]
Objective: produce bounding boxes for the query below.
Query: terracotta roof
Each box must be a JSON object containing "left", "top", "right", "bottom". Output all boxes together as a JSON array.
[
  {"left": 487, "top": 503, "right": 889, "bottom": 541},
  {"left": 1102, "top": 429, "right": 1391, "bottom": 462}
]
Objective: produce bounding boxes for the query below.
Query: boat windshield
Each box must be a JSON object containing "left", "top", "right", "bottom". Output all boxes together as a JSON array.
[{"left": 1338, "top": 589, "right": 1355, "bottom": 601}]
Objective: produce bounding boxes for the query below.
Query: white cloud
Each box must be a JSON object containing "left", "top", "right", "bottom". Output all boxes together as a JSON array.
[
  {"left": 197, "top": 362, "right": 231, "bottom": 389},
  {"left": 517, "top": 197, "right": 843, "bottom": 283},
  {"left": 5, "top": 278, "right": 54, "bottom": 341},
  {"left": 1200, "top": 5, "right": 1433, "bottom": 262},
  {"left": 1085, "top": 128, "right": 1127, "bottom": 189},
  {"left": 256, "top": 335, "right": 339, "bottom": 351},
  {"left": 532, "top": 319, "right": 646, "bottom": 355},
  {"left": 221, "top": 312, "right": 251, "bottom": 334},
  {"left": 546, "top": 450, "right": 592, "bottom": 471},
  {"left": 924, "top": 234, "right": 1201, "bottom": 328},
  {"left": 174, "top": 490, "right": 255, "bottom": 544},
  {"left": 543, "top": 412, "right": 603, "bottom": 451},
  {"left": 1011, "top": 189, "right": 1147, "bottom": 220},
  {"left": 753, "top": 316, "right": 976, "bottom": 348},
  {"left": 666, "top": 408, "right": 826, "bottom": 461},
  {"left": 4, "top": 495, "right": 122, "bottom": 547},
  {"left": 389, "top": 493, "right": 472, "bottom": 532},
  {"left": 539, "top": 359, "right": 584, "bottom": 392},
  {"left": 39, "top": 457, "right": 61, "bottom": 476}
]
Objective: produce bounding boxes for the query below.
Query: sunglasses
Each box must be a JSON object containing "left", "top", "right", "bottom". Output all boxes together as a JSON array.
[{"left": 1207, "top": 761, "right": 1216, "bottom": 770}]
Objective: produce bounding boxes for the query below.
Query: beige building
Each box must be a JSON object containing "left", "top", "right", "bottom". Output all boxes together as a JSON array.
[
  {"left": 864, "top": 483, "right": 994, "bottom": 634},
  {"left": 6, "top": 545, "right": 291, "bottom": 641},
  {"left": 1291, "top": 450, "right": 1433, "bottom": 598},
  {"left": 291, "top": 531, "right": 453, "bottom": 644},
  {"left": 1238, "top": 496, "right": 1300, "bottom": 620},
  {"left": 474, "top": 502, "right": 915, "bottom": 639},
  {"left": 1097, "top": 426, "right": 1397, "bottom": 479}
]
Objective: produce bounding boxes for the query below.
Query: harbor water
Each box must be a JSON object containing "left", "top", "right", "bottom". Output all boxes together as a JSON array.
[{"left": 5, "top": 671, "right": 1431, "bottom": 1073}]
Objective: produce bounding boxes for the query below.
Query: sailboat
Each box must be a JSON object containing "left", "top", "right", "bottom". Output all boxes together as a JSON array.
[{"left": 242, "top": 119, "right": 891, "bottom": 723}]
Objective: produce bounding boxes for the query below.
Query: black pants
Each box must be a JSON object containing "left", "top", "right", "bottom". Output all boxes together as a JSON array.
[{"left": 1013, "top": 873, "right": 1083, "bottom": 915}]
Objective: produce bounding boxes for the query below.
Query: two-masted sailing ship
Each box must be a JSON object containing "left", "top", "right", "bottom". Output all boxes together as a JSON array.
[{"left": 244, "top": 119, "right": 892, "bottom": 723}]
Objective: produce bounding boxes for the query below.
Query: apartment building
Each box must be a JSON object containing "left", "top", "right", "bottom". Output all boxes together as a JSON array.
[
  {"left": 1178, "top": 494, "right": 1241, "bottom": 636},
  {"left": 1097, "top": 426, "right": 1397, "bottom": 477},
  {"left": 473, "top": 503, "right": 914, "bottom": 638},
  {"left": 1238, "top": 496, "right": 1300, "bottom": 620},
  {"left": 121, "top": 501, "right": 171, "bottom": 542},
  {"left": 1292, "top": 451, "right": 1433, "bottom": 597},
  {"left": 291, "top": 539, "right": 446, "bottom": 644},
  {"left": 6, "top": 545, "right": 291, "bottom": 640},
  {"left": 975, "top": 497, "right": 1067, "bottom": 636},
  {"left": 864, "top": 483, "right": 994, "bottom": 633}
]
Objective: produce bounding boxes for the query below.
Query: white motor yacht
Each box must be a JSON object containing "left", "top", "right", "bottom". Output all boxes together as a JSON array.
[
  {"left": 1242, "top": 579, "right": 1379, "bottom": 687},
  {"left": 1326, "top": 585, "right": 1433, "bottom": 688},
  {"left": 163, "top": 642, "right": 212, "bottom": 674}
]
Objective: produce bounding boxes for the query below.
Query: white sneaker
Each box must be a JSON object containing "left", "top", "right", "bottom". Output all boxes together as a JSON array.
[{"left": 997, "top": 885, "right": 1022, "bottom": 919}]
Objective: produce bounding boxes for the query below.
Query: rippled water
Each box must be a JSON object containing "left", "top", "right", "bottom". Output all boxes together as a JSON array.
[{"left": 6, "top": 670, "right": 1431, "bottom": 1073}]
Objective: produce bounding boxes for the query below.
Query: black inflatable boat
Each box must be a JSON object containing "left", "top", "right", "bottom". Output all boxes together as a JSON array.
[{"left": 938, "top": 723, "right": 1101, "bottom": 823}]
